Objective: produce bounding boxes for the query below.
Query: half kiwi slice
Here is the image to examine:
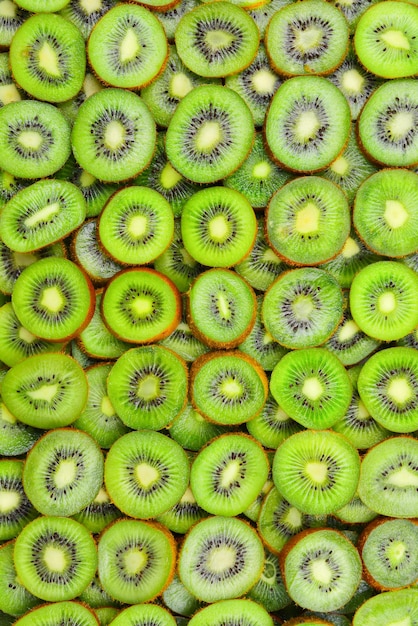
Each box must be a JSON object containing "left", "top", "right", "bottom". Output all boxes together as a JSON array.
[
  {"left": 188, "top": 599, "right": 273, "bottom": 626},
  {"left": 110, "top": 604, "right": 177, "bottom": 626},
  {"left": 14, "top": 601, "right": 100, "bottom": 626},
  {"left": 0, "top": 540, "right": 41, "bottom": 616},
  {"left": 353, "top": 588, "right": 418, "bottom": 625},
  {"left": 0, "top": 459, "right": 38, "bottom": 542}
]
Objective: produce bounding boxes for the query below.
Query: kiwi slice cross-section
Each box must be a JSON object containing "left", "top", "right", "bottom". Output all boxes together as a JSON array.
[
  {"left": 166, "top": 84, "right": 254, "bottom": 184},
  {"left": 0, "top": 540, "right": 41, "bottom": 616},
  {"left": 110, "top": 604, "right": 177, "bottom": 626},
  {"left": 0, "top": 0, "right": 27, "bottom": 48},
  {"left": 188, "top": 599, "right": 274, "bottom": 626},
  {"left": 13, "top": 601, "right": 100, "bottom": 626},
  {"left": 71, "top": 219, "right": 123, "bottom": 286},
  {"left": 352, "top": 589, "right": 418, "bottom": 626},
  {"left": 257, "top": 485, "right": 307, "bottom": 554},
  {"left": 59, "top": 0, "right": 116, "bottom": 40},
  {"left": 247, "top": 391, "right": 303, "bottom": 449},
  {"left": 168, "top": 402, "right": 227, "bottom": 452},
  {"left": 156, "top": 483, "right": 206, "bottom": 534},
  {"left": 73, "top": 485, "right": 121, "bottom": 535},
  {"left": 0, "top": 459, "right": 38, "bottom": 542},
  {"left": 0, "top": 52, "right": 21, "bottom": 107},
  {"left": 104, "top": 429, "right": 190, "bottom": 519}
]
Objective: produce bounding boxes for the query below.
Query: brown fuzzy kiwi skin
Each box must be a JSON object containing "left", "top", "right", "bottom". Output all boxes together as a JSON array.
[
  {"left": 13, "top": 601, "right": 100, "bottom": 626},
  {"left": 357, "top": 516, "right": 418, "bottom": 591},
  {"left": 189, "top": 349, "right": 269, "bottom": 424},
  {"left": 186, "top": 268, "right": 257, "bottom": 349},
  {"left": 100, "top": 267, "right": 182, "bottom": 344}
]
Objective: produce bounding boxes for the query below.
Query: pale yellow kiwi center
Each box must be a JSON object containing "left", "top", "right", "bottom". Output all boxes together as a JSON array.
[
  {"left": 381, "top": 29, "right": 410, "bottom": 50},
  {"left": 338, "top": 319, "right": 360, "bottom": 342},
  {"left": 54, "top": 460, "right": 77, "bottom": 488},
  {"left": 220, "top": 378, "right": 242, "bottom": 398},
  {"left": 295, "top": 110, "right": 320, "bottom": 142},
  {"left": 251, "top": 68, "right": 276, "bottom": 94},
  {"left": 0, "top": 0, "right": 17, "bottom": 17},
  {"left": 196, "top": 121, "right": 222, "bottom": 152},
  {"left": 207, "top": 546, "right": 236, "bottom": 572},
  {"left": 120, "top": 29, "right": 140, "bottom": 64},
  {"left": 0, "top": 490, "right": 20, "bottom": 513},
  {"left": 1, "top": 403, "right": 16, "bottom": 424},
  {"left": 378, "top": 291, "right": 396, "bottom": 314},
  {"left": 341, "top": 237, "right": 360, "bottom": 259},
  {"left": 261, "top": 560, "right": 276, "bottom": 584},
  {"left": 128, "top": 214, "right": 148, "bottom": 238},
  {"left": 41, "top": 286, "right": 65, "bottom": 313},
  {"left": 208, "top": 214, "right": 230, "bottom": 243},
  {"left": 24, "top": 203, "right": 60, "bottom": 228},
  {"left": 388, "top": 540, "right": 406, "bottom": 565},
  {"left": 357, "top": 400, "right": 370, "bottom": 421},
  {"left": 252, "top": 161, "right": 271, "bottom": 179},
  {"left": 205, "top": 30, "right": 234, "bottom": 50},
  {"left": 27, "top": 382, "right": 59, "bottom": 403},
  {"left": 18, "top": 326, "right": 37, "bottom": 344},
  {"left": 387, "top": 617, "right": 412, "bottom": 626},
  {"left": 94, "top": 488, "right": 110, "bottom": 504},
  {"left": 104, "top": 121, "right": 125, "bottom": 151},
  {"left": 180, "top": 487, "right": 196, "bottom": 504},
  {"left": 216, "top": 292, "right": 231, "bottom": 320},
  {"left": 305, "top": 461, "right": 328, "bottom": 484},
  {"left": 101, "top": 395, "right": 115, "bottom": 417},
  {"left": 341, "top": 69, "right": 365, "bottom": 94},
  {"left": 220, "top": 460, "right": 241, "bottom": 489},
  {"left": 80, "top": 170, "right": 96, "bottom": 187},
  {"left": 135, "top": 462, "right": 159, "bottom": 488},
  {"left": 18, "top": 130, "right": 43, "bottom": 150},
  {"left": 273, "top": 406, "right": 291, "bottom": 422},
  {"left": 0, "top": 83, "right": 21, "bottom": 105},
  {"left": 131, "top": 295, "right": 153, "bottom": 318},
  {"left": 284, "top": 506, "right": 302, "bottom": 528},
  {"left": 43, "top": 546, "right": 67, "bottom": 572},
  {"left": 160, "top": 162, "right": 182, "bottom": 190},
  {"left": 330, "top": 155, "right": 349, "bottom": 176},
  {"left": 170, "top": 73, "right": 193, "bottom": 99},
  {"left": 124, "top": 547, "right": 147, "bottom": 574},
  {"left": 38, "top": 42, "right": 61, "bottom": 77},
  {"left": 311, "top": 559, "right": 333, "bottom": 584},
  {"left": 294, "top": 25, "right": 323, "bottom": 53},
  {"left": 387, "top": 467, "right": 418, "bottom": 488},
  {"left": 83, "top": 73, "right": 102, "bottom": 98},
  {"left": 384, "top": 200, "right": 408, "bottom": 229},
  {"left": 295, "top": 203, "right": 320, "bottom": 234},
  {"left": 136, "top": 374, "right": 159, "bottom": 400},
  {"left": 262, "top": 247, "right": 280, "bottom": 263},
  {"left": 293, "top": 294, "right": 314, "bottom": 320},
  {"left": 80, "top": 0, "right": 102, "bottom": 14},
  {"left": 302, "top": 377, "right": 323, "bottom": 401},
  {"left": 387, "top": 377, "right": 413, "bottom": 404},
  {"left": 387, "top": 112, "right": 414, "bottom": 140}
]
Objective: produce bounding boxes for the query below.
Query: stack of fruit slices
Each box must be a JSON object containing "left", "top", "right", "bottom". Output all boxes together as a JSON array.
[{"left": 0, "top": 0, "right": 418, "bottom": 624}]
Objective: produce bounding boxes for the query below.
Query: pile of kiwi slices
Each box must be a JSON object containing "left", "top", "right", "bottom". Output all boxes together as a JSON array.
[{"left": 1, "top": 0, "right": 418, "bottom": 623}]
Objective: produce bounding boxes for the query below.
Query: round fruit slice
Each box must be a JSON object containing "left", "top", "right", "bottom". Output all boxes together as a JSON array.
[{"left": 14, "top": 601, "right": 99, "bottom": 626}]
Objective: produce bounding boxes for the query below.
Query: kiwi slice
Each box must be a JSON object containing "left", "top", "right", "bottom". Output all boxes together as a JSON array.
[
  {"left": 187, "top": 268, "right": 256, "bottom": 349},
  {"left": 98, "top": 186, "right": 174, "bottom": 266},
  {"left": 156, "top": 0, "right": 199, "bottom": 42},
  {"left": 0, "top": 179, "right": 86, "bottom": 253},
  {"left": 265, "top": 0, "right": 349, "bottom": 76},
  {"left": 73, "top": 363, "right": 129, "bottom": 449},
  {"left": 0, "top": 52, "right": 21, "bottom": 107},
  {"left": 333, "top": 493, "right": 377, "bottom": 525},
  {"left": 270, "top": 347, "right": 352, "bottom": 429},
  {"left": 359, "top": 518, "right": 418, "bottom": 590},
  {"left": 181, "top": 187, "right": 257, "bottom": 267},
  {"left": 12, "top": 257, "right": 95, "bottom": 342},
  {"left": 190, "top": 433, "right": 269, "bottom": 516},
  {"left": 188, "top": 599, "right": 273, "bottom": 626},
  {"left": 0, "top": 100, "right": 71, "bottom": 179},
  {"left": 168, "top": 402, "right": 227, "bottom": 452},
  {"left": 225, "top": 134, "right": 292, "bottom": 210},
  {"left": 1, "top": 353, "right": 88, "bottom": 429},
  {"left": 353, "top": 588, "right": 418, "bottom": 625},
  {"left": 191, "top": 350, "right": 268, "bottom": 425},
  {"left": 266, "top": 177, "right": 350, "bottom": 266},
  {"left": 71, "top": 88, "right": 156, "bottom": 183},
  {"left": 265, "top": 76, "right": 351, "bottom": 173},
  {"left": 353, "top": 169, "right": 418, "bottom": 258},
  {"left": 248, "top": 548, "right": 291, "bottom": 612},
  {"left": 354, "top": 1, "right": 418, "bottom": 79},
  {"left": 178, "top": 516, "right": 264, "bottom": 602},
  {"left": 88, "top": 4, "right": 168, "bottom": 89},
  {"left": 358, "top": 435, "right": 418, "bottom": 518},
  {"left": 101, "top": 268, "right": 181, "bottom": 344},
  {"left": 14, "top": 0, "right": 70, "bottom": 10},
  {"left": 281, "top": 528, "right": 362, "bottom": 612},
  {"left": 166, "top": 85, "right": 254, "bottom": 184},
  {"left": 14, "top": 601, "right": 100, "bottom": 626},
  {"left": 262, "top": 268, "right": 343, "bottom": 350},
  {"left": 71, "top": 219, "right": 123, "bottom": 286},
  {"left": 95, "top": 607, "right": 120, "bottom": 625},
  {"left": 0, "top": 541, "right": 40, "bottom": 616},
  {"left": 162, "top": 573, "right": 202, "bottom": 618},
  {"left": 73, "top": 485, "right": 121, "bottom": 535},
  {"left": 248, "top": 0, "right": 292, "bottom": 38},
  {"left": 0, "top": 386, "right": 43, "bottom": 457},
  {"left": 156, "top": 483, "right": 206, "bottom": 534},
  {"left": 10, "top": 13, "right": 86, "bottom": 102},
  {"left": 0, "top": 0, "right": 27, "bottom": 48},
  {"left": 60, "top": 0, "right": 116, "bottom": 40},
  {"left": 349, "top": 261, "right": 418, "bottom": 341},
  {"left": 160, "top": 307, "right": 209, "bottom": 363},
  {"left": 23, "top": 427, "right": 104, "bottom": 516},
  {"left": 104, "top": 429, "right": 190, "bottom": 519},
  {"left": 357, "top": 78, "right": 418, "bottom": 167},
  {"left": 97, "top": 518, "right": 176, "bottom": 604},
  {"left": 175, "top": 2, "right": 259, "bottom": 77},
  {"left": 0, "top": 459, "right": 38, "bottom": 541},
  {"left": 246, "top": 391, "right": 303, "bottom": 449},
  {"left": 154, "top": 220, "right": 203, "bottom": 293},
  {"left": 78, "top": 572, "right": 120, "bottom": 609},
  {"left": 357, "top": 347, "right": 418, "bottom": 433},
  {"left": 110, "top": 604, "right": 177, "bottom": 626},
  {"left": 225, "top": 45, "right": 281, "bottom": 127},
  {"left": 257, "top": 486, "right": 307, "bottom": 554},
  {"left": 273, "top": 429, "right": 360, "bottom": 514},
  {"left": 0, "top": 169, "right": 27, "bottom": 211}
]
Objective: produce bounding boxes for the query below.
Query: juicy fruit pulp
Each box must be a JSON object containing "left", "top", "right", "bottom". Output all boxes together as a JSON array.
[{"left": 1, "top": 0, "right": 418, "bottom": 624}]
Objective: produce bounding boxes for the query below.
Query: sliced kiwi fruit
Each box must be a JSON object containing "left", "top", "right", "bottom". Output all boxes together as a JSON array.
[
  {"left": 265, "top": 76, "right": 351, "bottom": 173},
  {"left": 273, "top": 429, "right": 361, "bottom": 514},
  {"left": 14, "top": 0, "right": 70, "bottom": 11},
  {"left": 156, "top": 0, "right": 200, "bottom": 42},
  {"left": 60, "top": 0, "right": 116, "bottom": 40},
  {"left": 281, "top": 528, "right": 362, "bottom": 612},
  {"left": 107, "top": 345, "right": 187, "bottom": 430},
  {"left": 257, "top": 485, "right": 307, "bottom": 554},
  {"left": 265, "top": 0, "right": 349, "bottom": 76},
  {"left": 248, "top": 548, "right": 291, "bottom": 612},
  {"left": 352, "top": 588, "right": 418, "bottom": 625},
  {"left": 354, "top": 1, "right": 418, "bottom": 79},
  {"left": 156, "top": 483, "right": 206, "bottom": 534},
  {"left": 110, "top": 604, "right": 177, "bottom": 626},
  {"left": 191, "top": 350, "right": 268, "bottom": 425},
  {"left": 175, "top": 2, "right": 259, "bottom": 77},
  {"left": 0, "top": 100, "right": 71, "bottom": 179},
  {"left": 154, "top": 219, "right": 203, "bottom": 292},
  {"left": 73, "top": 485, "right": 121, "bottom": 535},
  {"left": 14, "top": 601, "right": 100, "bottom": 626},
  {"left": 160, "top": 305, "right": 210, "bottom": 363},
  {"left": 246, "top": 391, "right": 303, "bottom": 449},
  {"left": 71, "top": 219, "right": 123, "bottom": 286},
  {"left": 97, "top": 518, "right": 176, "bottom": 604},
  {"left": 14, "top": 515, "right": 97, "bottom": 602},
  {"left": 353, "top": 168, "right": 418, "bottom": 258},
  {"left": 0, "top": 459, "right": 38, "bottom": 541},
  {"left": 166, "top": 84, "right": 254, "bottom": 184},
  {"left": 178, "top": 515, "right": 265, "bottom": 603},
  {"left": 10, "top": 13, "right": 86, "bottom": 103},
  {"left": 0, "top": 52, "right": 21, "bottom": 107},
  {"left": 0, "top": 0, "right": 27, "bottom": 48},
  {"left": 0, "top": 387, "right": 43, "bottom": 457},
  {"left": 0, "top": 169, "right": 27, "bottom": 211},
  {"left": 168, "top": 402, "right": 227, "bottom": 452},
  {"left": 333, "top": 492, "right": 377, "bottom": 525},
  {"left": 357, "top": 78, "right": 418, "bottom": 167},
  {"left": 266, "top": 176, "right": 350, "bottom": 266},
  {"left": 88, "top": 3, "right": 168, "bottom": 89},
  {"left": 1, "top": 352, "right": 88, "bottom": 429},
  {"left": 0, "top": 540, "right": 41, "bottom": 616},
  {"left": 104, "top": 429, "right": 190, "bottom": 519},
  {"left": 77, "top": 572, "right": 120, "bottom": 609},
  {"left": 71, "top": 87, "right": 156, "bottom": 183},
  {"left": 188, "top": 599, "right": 273, "bottom": 626},
  {"left": 358, "top": 435, "right": 418, "bottom": 518},
  {"left": 349, "top": 261, "right": 418, "bottom": 341},
  {"left": 12, "top": 257, "right": 95, "bottom": 342},
  {"left": 162, "top": 573, "right": 202, "bottom": 618}
]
